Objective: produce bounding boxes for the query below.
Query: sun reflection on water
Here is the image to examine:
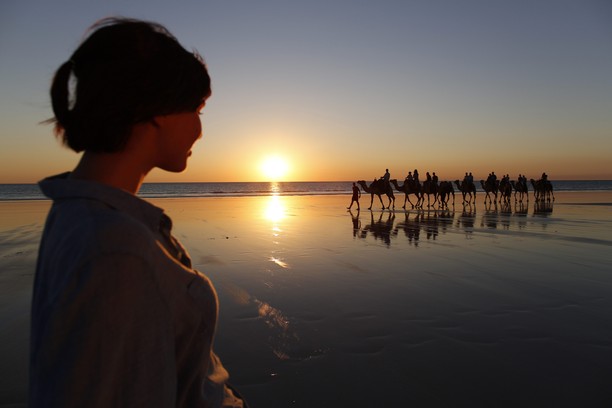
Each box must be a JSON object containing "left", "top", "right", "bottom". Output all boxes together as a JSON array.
[{"left": 264, "top": 194, "right": 286, "bottom": 223}]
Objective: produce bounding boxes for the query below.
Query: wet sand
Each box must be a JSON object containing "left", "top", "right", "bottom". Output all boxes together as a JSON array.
[{"left": 1, "top": 192, "right": 612, "bottom": 407}]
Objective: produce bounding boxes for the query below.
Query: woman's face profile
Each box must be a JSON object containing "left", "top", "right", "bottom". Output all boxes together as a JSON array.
[{"left": 154, "top": 102, "right": 205, "bottom": 173}]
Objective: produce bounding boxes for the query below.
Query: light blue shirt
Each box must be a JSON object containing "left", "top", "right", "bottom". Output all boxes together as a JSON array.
[{"left": 30, "top": 173, "right": 241, "bottom": 407}]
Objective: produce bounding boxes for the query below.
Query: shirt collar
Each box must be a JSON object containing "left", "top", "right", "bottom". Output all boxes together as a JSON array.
[{"left": 38, "top": 172, "right": 166, "bottom": 232}]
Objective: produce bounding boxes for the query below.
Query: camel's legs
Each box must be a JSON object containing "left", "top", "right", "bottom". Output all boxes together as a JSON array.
[{"left": 405, "top": 194, "right": 415, "bottom": 209}]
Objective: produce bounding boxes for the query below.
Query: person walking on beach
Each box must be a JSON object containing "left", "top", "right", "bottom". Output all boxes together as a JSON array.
[
  {"left": 30, "top": 18, "right": 245, "bottom": 407},
  {"left": 348, "top": 182, "right": 361, "bottom": 210}
]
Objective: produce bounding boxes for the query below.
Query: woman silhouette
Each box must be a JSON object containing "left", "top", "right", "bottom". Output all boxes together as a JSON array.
[{"left": 30, "top": 18, "right": 244, "bottom": 407}]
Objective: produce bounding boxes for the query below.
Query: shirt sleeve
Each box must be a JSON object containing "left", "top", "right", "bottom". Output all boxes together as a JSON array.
[{"left": 30, "top": 252, "right": 176, "bottom": 407}]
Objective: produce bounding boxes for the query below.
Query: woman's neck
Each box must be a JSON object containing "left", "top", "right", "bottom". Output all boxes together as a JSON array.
[{"left": 71, "top": 151, "right": 150, "bottom": 194}]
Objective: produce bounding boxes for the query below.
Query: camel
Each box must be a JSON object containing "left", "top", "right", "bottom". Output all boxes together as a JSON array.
[
  {"left": 357, "top": 179, "right": 395, "bottom": 210},
  {"left": 437, "top": 181, "right": 455, "bottom": 208},
  {"left": 544, "top": 180, "right": 555, "bottom": 202},
  {"left": 510, "top": 180, "right": 529, "bottom": 203},
  {"left": 530, "top": 179, "right": 542, "bottom": 201},
  {"left": 390, "top": 179, "right": 422, "bottom": 209},
  {"left": 421, "top": 180, "right": 438, "bottom": 208},
  {"left": 454, "top": 180, "right": 476, "bottom": 205},
  {"left": 480, "top": 179, "right": 498, "bottom": 204},
  {"left": 498, "top": 181, "right": 513, "bottom": 204},
  {"left": 530, "top": 179, "right": 555, "bottom": 202}
]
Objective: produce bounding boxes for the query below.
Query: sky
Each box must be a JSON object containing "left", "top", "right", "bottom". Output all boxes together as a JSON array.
[{"left": 1, "top": 0, "right": 611, "bottom": 183}]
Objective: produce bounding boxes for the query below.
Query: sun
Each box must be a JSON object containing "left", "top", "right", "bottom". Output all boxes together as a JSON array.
[{"left": 260, "top": 156, "right": 289, "bottom": 181}]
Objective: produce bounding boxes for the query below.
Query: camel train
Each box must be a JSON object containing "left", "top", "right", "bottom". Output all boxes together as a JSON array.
[{"left": 358, "top": 172, "right": 553, "bottom": 210}]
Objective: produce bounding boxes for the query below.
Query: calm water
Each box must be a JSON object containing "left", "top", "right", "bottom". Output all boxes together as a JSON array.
[{"left": 1, "top": 180, "right": 611, "bottom": 201}]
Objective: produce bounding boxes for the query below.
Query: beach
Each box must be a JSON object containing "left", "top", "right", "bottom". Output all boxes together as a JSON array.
[{"left": 1, "top": 192, "right": 612, "bottom": 407}]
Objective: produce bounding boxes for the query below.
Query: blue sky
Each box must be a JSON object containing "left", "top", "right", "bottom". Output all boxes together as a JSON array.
[{"left": 1, "top": 0, "right": 611, "bottom": 182}]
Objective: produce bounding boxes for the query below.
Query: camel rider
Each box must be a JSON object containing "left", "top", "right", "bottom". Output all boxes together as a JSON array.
[
  {"left": 406, "top": 172, "right": 413, "bottom": 188},
  {"left": 426, "top": 172, "right": 432, "bottom": 183},
  {"left": 468, "top": 172, "right": 474, "bottom": 186},
  {"left": 463, "top": 172, "right": 469, "bottom": 186},
  {"left": 541, "top": 172, "right": 548, "bottom": 182},
  {"left": 413, "top": 169, "right": 419, "bottom": 184},
  {"left": 432, "top": 172, "right": 438, "bottom": 186},
  {"left": 383, "top": 169, "right": 390, "bottom": 182},
  {"left": 500, "top": 174, "right": 509, "bottom": 188},
  {"left": 382, "top": 168, "right": 390, "bottom": 191}
]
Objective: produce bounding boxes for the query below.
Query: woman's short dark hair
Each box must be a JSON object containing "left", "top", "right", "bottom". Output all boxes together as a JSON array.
[{"left": 49, "top": 17, "right": 211, "bottom": 153}]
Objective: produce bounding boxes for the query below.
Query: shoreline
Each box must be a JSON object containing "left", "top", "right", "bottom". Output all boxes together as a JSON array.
[
  {"left": 1, "top": 180, "right": 612, "bottom": 203},
  {"left": 1, "top": 189, "right": 611, "bottom": 201}
]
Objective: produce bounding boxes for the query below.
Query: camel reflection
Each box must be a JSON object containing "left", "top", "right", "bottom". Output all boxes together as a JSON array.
[
  {"left": 457, "top": 206, "right": 476, "bottom": 236},
  {"left": 499, "top": 202, "right": 512, "bottom": 229},
  {"left": 359, "top": 211, "right": 395, "bottom": 246},
  {"left": 482, "top": 203, "right": 499, "bottom": 229},
  {"left": 392, "top": 210, "right": 455, "bottom": 244},
  {"left": 393, "top": 212, "right": 422, "bottom": 246},
  {"left": 349, "top": 202, "right": 551, "bottom": 245},
  {"left": 470, "top": 200, "right": 552, "bottom": 230},
  {"left": 437, "top": 209, "right": 455, "bottom": 232},
  {"left": 514, "top": 202, "right": 528, "bottom": 229},
  {"left": 482, "top": 201, "right": 512, "bottom": 230},
  {"left": 421, "top": 210, "right": 454, "bottom": 240},
  {"left": 534, "top": 201, "right": 554, "bottom": 216}
]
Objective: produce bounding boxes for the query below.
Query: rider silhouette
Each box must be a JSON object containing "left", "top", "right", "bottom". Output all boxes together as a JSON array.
[{"left": 382, "top": 169, "right": 391, "bottom": 191}]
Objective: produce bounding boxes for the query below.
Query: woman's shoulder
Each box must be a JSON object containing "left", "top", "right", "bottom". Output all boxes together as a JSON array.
[{"left": 47, "top": 197, "right": 159, "bottom": 259}]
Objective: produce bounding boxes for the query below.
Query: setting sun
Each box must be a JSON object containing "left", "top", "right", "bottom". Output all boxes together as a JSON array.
[{"left": 260, "top": 156, "right": 289, "bottom": 181}]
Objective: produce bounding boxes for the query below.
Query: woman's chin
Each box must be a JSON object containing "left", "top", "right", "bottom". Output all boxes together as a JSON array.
[{"left": 159, "top": 160, "right": 188, "bottom": 173}]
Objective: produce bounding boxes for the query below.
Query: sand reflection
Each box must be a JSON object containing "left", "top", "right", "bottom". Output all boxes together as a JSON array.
[
  {"left": 270, "top": 257, "right": 289, "bottom": 268},
  {"left": 262, "top": 195, "right": 291, "bottom": 268}
]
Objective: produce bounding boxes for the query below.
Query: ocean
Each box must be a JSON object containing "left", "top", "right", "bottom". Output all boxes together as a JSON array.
[{"left": 1, "top": 180, "right": 611, "bottom": 201}]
